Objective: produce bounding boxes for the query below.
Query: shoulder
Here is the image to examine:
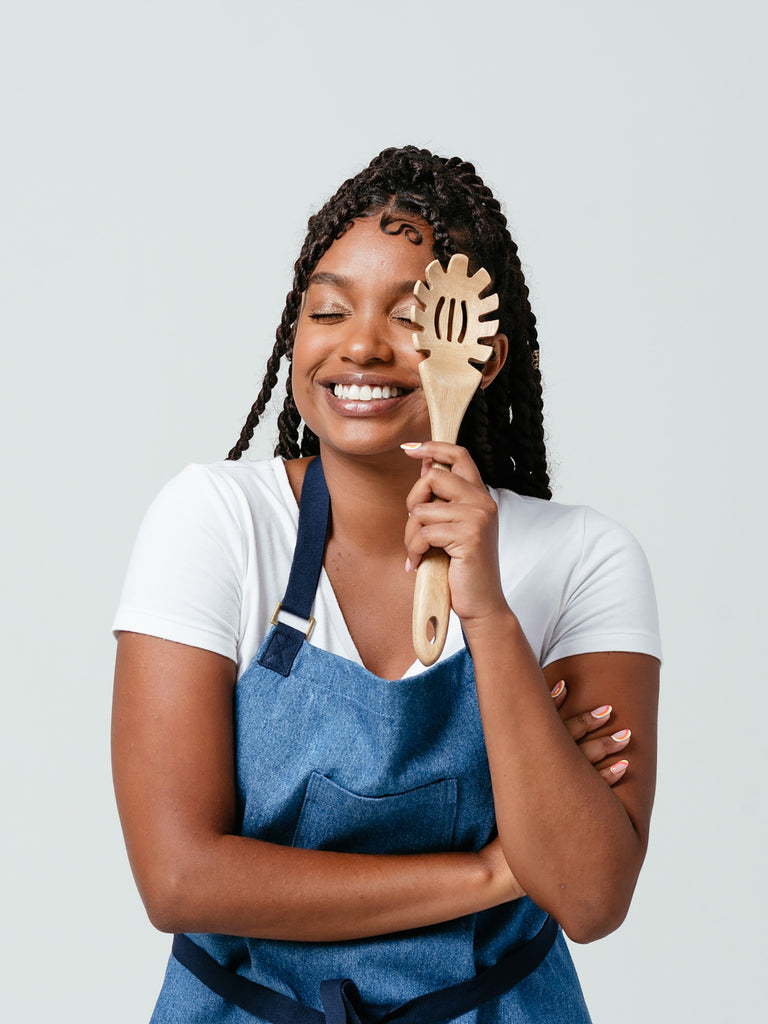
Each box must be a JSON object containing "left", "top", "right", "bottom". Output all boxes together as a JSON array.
[
  {"left": 492, "top": 487, "right": 660, "bottom": 662},
  {"left": 161, "top": 456, "right": 290, "bottom": 502},
  {"left": 150, "top": 457, "right": 296, "bottom": 527},
  {"left": 493, "top": 487, "right": 645, "bottom": 562},
  {"left": 114, "top": 458, "right": 297, "bottom": 664}
]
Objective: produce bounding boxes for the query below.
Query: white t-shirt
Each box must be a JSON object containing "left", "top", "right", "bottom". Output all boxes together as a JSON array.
[{"left": 113, "top": 458, "right": 661, "bottom": 679}]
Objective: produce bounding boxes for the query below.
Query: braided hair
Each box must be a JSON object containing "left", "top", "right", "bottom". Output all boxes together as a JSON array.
[{"left": 227, "top": 146, "right": 551, "bottom": 499}]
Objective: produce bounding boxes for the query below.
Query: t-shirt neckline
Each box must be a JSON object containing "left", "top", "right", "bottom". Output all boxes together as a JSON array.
[{"left": 270, "top": 456, "right": 462, "bottom": 680}]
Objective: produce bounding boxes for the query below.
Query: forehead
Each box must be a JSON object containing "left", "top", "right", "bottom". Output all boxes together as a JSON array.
[{"left": 311, "top": 215, "right": 436, "bottom": 285}]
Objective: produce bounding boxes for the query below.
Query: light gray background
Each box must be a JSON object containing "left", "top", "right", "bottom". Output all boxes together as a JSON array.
[{"left": 2, "top": 1, "right": 765, "bottom": 1020}]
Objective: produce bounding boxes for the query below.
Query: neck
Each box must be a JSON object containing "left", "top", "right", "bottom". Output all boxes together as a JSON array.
[{"left": 318, "top": 446, "right": 419, "bottom": 555}]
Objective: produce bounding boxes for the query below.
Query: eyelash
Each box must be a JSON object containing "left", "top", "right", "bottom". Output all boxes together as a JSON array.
[{"left": 308, "top": 312, "right": 415, "bottom": 327}]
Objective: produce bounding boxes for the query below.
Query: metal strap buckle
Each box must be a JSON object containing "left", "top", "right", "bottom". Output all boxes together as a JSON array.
[{"left": 270, "top": 603, "right": 316, "bottom": 640}]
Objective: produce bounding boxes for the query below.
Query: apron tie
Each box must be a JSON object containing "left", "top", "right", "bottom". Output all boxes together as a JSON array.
[
  {"left": 173, "top": 914, "right": 558, "bottom": 1023},
  {"left": 319, "top": 978, "right": 368, "bottom": 1024}
]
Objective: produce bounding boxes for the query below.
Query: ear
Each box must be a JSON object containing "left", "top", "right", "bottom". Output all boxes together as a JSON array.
[{"left": 479, "top": 333, "right": 508, "bottom": 389}]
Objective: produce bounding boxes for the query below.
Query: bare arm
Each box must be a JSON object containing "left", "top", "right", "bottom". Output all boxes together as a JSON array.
[
  {"left": 404, "top": 442, "right": 659, "bottom": 943},
  {"left": 470, "top": 631, "right": 658, "bottom": 943},
  {"left": 111, "top": 631, "right": 521, "bottom": 941}
]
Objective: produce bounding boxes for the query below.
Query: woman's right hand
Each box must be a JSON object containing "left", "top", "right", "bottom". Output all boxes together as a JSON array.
[{"left": 550, "top": 680, "right": 632, "bottom": 786}]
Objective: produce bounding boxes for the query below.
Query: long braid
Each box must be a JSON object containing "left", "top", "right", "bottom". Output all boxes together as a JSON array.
[
  {"left": 226, "top": 287, "right": 301, "bottom": 461},
  {"left": 226, "top": 146, "right": 551, "bottom": 499},
  {"left": 276, "top": 370, "right": 302, "bottom": 460}
]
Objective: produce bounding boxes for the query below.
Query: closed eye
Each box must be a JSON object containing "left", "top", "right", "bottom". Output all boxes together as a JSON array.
[
  {"left": 392, "top": 310, "right": 417, "bottom": 327},
  {"left": 309, "top": 312, "right": 348, "bottom": 322}
]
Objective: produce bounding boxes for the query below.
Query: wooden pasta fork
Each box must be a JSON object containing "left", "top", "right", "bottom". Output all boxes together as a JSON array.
[{"left": 410, "top": 253, "right": 499, "bottom": 666}]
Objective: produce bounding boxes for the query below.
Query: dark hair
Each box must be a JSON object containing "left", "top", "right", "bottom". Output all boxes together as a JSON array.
[{"left": 226, "top": 146, "right": 550, "bottom": 499}]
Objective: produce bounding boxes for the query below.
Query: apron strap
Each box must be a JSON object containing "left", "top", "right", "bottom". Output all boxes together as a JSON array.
[
  {"left": 173, "top": 914, "right": 558, "bottom": 1023},
  {"left": 172, "top": 933, "right": 324, "bottom": 1023},
  {"left": 259, "top": 457, "right": 330, "bottom": 677}
]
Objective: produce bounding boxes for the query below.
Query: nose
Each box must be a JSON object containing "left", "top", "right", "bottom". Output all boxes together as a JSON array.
[{"left": 336, "top": 316, "right": 394, "bottom": 365}]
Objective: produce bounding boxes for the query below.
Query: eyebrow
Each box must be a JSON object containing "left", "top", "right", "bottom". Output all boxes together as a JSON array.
[{"left": 307, "top": 271, "right": 418, "bottom": 296}]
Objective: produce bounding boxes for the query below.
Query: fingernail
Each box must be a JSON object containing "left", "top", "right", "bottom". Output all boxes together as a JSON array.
[
  {"left": 405, "top": 558, "right": 412, "bottom": 573},
  {"left": 591, "top": 705, "right": 612, "bottom": 719},
  {"left": 610, "top": 760, "right": 629, "bottom": 776},
  {"left": 611, "top": 729, "right": 631, "bottom": 742},
  {"left": 400, "top": 442, "right": 422, "bottom": 450},
  {"left": 550, "top": 680, "right": 565, "bottom": 698}
]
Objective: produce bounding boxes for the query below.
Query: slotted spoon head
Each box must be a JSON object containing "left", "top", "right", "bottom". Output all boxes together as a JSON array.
[{"left": 411, "top": 254, "right": 500, "bottom": 442}]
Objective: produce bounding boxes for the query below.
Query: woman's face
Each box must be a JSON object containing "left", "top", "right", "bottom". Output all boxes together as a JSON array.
[{"left": 291, "top": 214, "right": 436, "bottom": 460}]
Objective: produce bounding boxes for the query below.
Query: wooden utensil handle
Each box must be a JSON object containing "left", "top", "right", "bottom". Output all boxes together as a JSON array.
[
  {"left": 412, "top": 544, "right": 451, "bottom": 667},
  {"left": 412, "top": 459, "right": 452, "bottom": 666}
]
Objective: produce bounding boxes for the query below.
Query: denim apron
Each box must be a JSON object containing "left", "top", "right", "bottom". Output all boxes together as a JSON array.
[{"left": 152, "top": 458, "right": 592, "bottom": 1023}]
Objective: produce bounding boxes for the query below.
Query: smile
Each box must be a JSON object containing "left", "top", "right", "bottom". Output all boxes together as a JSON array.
[{"left": 332, "top": 384, "right": 406, "bottom": 401}]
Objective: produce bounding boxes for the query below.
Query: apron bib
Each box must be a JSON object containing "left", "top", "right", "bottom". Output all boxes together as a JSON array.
[{"left": 152, "top": 457, "right": 591, "bottom": 1023}]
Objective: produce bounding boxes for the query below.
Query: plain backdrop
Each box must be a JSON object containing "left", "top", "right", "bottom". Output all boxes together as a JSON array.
[{"left": 2, "top": 1, "right": 765, "bottom": 1020}]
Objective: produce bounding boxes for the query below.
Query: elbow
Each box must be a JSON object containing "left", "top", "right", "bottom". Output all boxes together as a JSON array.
[
  {"left": 141, "top": 868, "right": 192, "bottom": 934},
  {"left": 543, "top": 835, "right": 648, "bottom": 944},
  {"left": 560, "top": 903, "right": 628, "bottom": 945},
  {"left": 134, "top": 851, "right": 205, "bottom": 934},
  {"left": 555, "top": 880, "right": 635, "bottom": 945}
]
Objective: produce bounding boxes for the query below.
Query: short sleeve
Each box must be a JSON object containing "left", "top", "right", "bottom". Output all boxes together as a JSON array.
[
  {"left": 112, "top": 465, "right": 247, "bottom": 661},
  {"left": 543, "top": 507, "right": 662, "bottom": 666}
]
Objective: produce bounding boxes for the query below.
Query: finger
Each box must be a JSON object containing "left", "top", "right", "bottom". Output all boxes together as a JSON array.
[
  {"left": 577, "top": 728, "right": 631, "bottom": 765},
  {"left": 599, "top": 759, "right": 629, "bottom": 786},
  {"left": 406, "top": 471, "right": 491, "bottom": 515},
  {"left": 562, "top": 704, "right": 613, "bottom": 741},
  {"left": 405, "top": 519, "right": 486, "bottom": 562},
  {"left": 550, "top": 679, "right": 567, "bottom": 710},
  {"left": 401, "top": 442, "right": 484, "bottom": 486}
]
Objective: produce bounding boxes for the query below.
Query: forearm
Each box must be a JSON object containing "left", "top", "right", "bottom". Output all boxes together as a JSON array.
[
  {"left": 464, "top": 610, "right": 656, "bottom": 943},
  {"left": 136, "top": 833, "right": 515, "bottom": 941}
]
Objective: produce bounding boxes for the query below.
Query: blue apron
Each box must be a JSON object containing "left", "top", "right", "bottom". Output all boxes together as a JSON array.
[{"left": 151, "top": 457, "right": 592, "bottom": 1023}]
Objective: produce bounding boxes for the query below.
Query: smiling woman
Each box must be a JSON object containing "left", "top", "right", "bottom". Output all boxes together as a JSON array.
[{"left": 111, "top": 146, "right": 660, "bottom": 1023}]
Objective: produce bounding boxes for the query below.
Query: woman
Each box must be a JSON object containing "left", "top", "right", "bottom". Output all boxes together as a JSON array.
[{"left": 112, "top": 146, "right": 660, "bottom": 1022}]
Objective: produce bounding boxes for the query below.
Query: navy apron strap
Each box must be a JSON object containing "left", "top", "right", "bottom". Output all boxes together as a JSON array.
[
  {"left": 172, "top": 914, "right": 558, "bottom": 1023},
  {"left": 320, "top": 979, "right": 367, "bottom": 1024},
  {"left": 172, "top": 933, "right": 324, "bottom": 1024},
  {"left": 380, "top": 913, "right": 558, "bottom": 1023},
  {"left": 259, "top": 457, "right": 331, "bottom": 677}
]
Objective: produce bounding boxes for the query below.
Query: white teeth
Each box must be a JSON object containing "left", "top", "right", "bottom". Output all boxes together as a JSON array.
[{"left": 332, "top": 384, "right": 402, "bottom": 401}]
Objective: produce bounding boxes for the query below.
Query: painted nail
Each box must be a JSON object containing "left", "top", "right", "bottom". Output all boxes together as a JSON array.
[
  {"left": 611, "top": 729, "right": 631, "bottom": 742},
  {"left": 610, "top": 760, "right": 629, "bottom": 776},
  {"left": 591, "top": 705, "right": 612, "bottom": 719},
  {"left": 550, "top": 680, "right": 565, "bottom": 699},
  {"left": 405, "top": 558, "right": 412, "bottom": 573},
  {"left": 400, "top": 442, "right": 422, "bottom": 450}
]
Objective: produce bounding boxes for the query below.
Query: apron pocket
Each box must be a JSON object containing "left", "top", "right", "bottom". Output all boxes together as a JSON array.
[{"left": 292, "top": 771, "right": 458, "bottom": 854}]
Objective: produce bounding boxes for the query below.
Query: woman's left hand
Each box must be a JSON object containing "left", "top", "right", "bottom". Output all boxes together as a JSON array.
[
  {"left": 550, "top": 679, "right": 631, "bottom": 787},
  {"left": 402, "top": 441, "right": 506, "bottom": 624}
]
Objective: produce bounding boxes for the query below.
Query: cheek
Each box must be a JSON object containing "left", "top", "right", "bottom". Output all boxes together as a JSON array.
[{"left": 288, "top": 339, "right": 320, "bottom": 426}]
